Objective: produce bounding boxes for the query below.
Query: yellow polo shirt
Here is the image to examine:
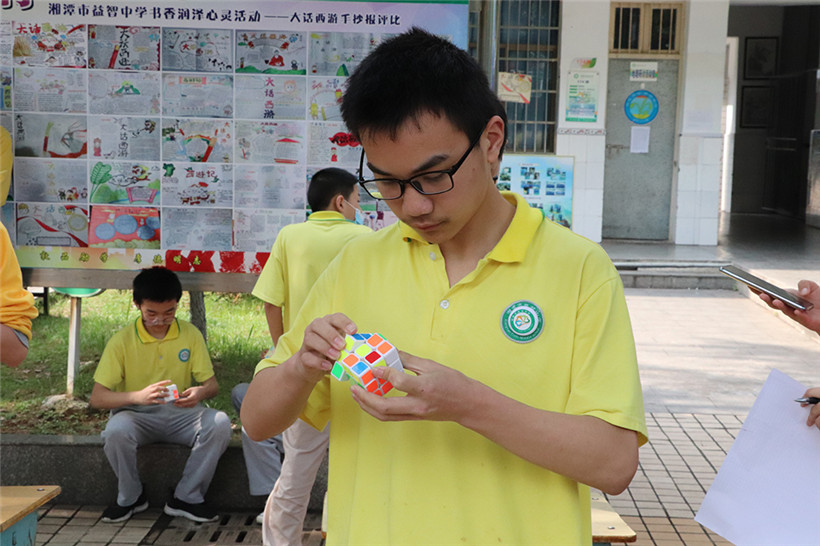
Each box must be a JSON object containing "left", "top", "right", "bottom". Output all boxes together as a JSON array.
[
  {"left": 257, "top": 192, "right": 647, "bottom": 545},
  {"left": 0, "top": 223, "right": 37, "bottom": 339},
  {"left": 252, "top": 210, "right": 371, "bottom": 330},
  {"left": 95, "top": 318, "right": 214, "bottom": 393}
]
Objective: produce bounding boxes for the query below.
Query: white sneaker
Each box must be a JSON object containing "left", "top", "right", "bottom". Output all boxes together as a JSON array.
[{"left": 256, "top": 511, "right": 264, "bottom": 525}]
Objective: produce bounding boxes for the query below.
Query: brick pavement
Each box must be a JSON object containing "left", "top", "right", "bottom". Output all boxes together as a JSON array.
[{"left": 29, "top": 287, "right": 820, "bottom": 545}]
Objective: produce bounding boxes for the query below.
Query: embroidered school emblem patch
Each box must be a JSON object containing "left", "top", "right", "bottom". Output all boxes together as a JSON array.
[
  {"left": 178, "top": 349, "right": 191, "bottom": 362},
  {"left": 501, "top": 301, "right": 544, "bottom": 343}
]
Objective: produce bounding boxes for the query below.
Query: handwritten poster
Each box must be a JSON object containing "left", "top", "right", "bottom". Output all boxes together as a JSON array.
[{"left": 3, "top": 0, "right": 469, "bottom": 273}]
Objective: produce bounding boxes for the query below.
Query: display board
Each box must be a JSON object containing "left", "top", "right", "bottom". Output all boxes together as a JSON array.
[
  {"left": 1, "top": 0, "right": 468, "bottom": 276},
  {"left": 497, "top": 154, "right": 574, "bottom": 228}
]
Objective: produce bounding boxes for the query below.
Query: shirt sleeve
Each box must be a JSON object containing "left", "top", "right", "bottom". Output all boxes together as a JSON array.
[
  {"left": 565, "top": 250, "right": 648, "bottom": 446},
  {"left": 187, "top": 324, "right": 215, "bottom": 384},
  {"left": 0, "top": 223, "right": 38, "bottom": 340},
  {"left": 94, "top": 331, "right": 127, "bottom": 391},
  {"left": 252, "top": 234, "right": 287, "bottom": 306}
]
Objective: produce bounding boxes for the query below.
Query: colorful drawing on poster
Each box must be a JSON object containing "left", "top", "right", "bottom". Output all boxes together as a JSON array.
[
  {"left": 13, "top": 158, "right": 88, "bottom": 203},
  {"left": 236, "top": 31, "right": 306, "bottom": 75},
  {"left": 162, "top": 28, "right": 233, "bottom": 72},
  {"left": 16, "top": 202, "right": 89, "bottom": 246},
  {"left": 307, "top": 77, "right": 344, "bottom": 122},
  {"left": 162, "top": 207, "right": 232, "bottom": 250},
  {"left": 12, "top": 22, "right": 87, "bottom": 68},
  {"left": 162, "top": 163, "right": 233, "bottom": 207},
  {"left": 13, "top": 67, "right": 87, "bottom": 113},
  {"left": 89, "top": 161, "right": 161, "bottom": 205},
  {"left": 307, "top": 122, "right": 359, "bottom": 166},
  {"left": 162, "top": 119, "right": 232, "bottom": 163},
  {"left": 88, "top": 25, "right": 161, "bottom": 71},
  {"left": 89, "top": 71, "right": 161, "bottom": 115},
  {"left": 234, "top": 164, "right": 306, "bottom": 209},
  {"left": 235, "top": 75, "right": 306, "bottom": 120},
  {"left": 89, "top": 205, "right": 160, "bottom": 248},
  {"left": 624, "top": 90, "right": 659, "bottom": 125},
  {"left": 162, "top": 74, "right": 233, "bottom": 118},
  {"left": 88, "top": 116, "right": 160, "bottom": 161},
  {"left": 14, "top": 113, "right": 87, "bottom": 158},
  {"left": 497, "top": 72, "right": 532, "bottom": 104},
  {"left": 497, "top": 155, "right": 574, "bottom": 228},
  {"left": 307, "top": 32, "right": 389, "bottom": 76},
  {"left": 235, "top": 121, "right": 303, "bottom": 164}
]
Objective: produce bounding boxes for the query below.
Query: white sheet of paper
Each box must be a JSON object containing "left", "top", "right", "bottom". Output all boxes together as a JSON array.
[
  {"left": 695, "top": 369, "right": 820, "bottom": 545},
  {"left": 630, "top": 126, "right": 650, "bottom": 153}
]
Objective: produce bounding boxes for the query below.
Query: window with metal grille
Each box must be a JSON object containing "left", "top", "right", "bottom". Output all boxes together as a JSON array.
[
  {"left": 497, "top": 0, "right": 560, "bottom": 153},
  {"left": 611, "top": 3, "right": 682, "bottom": 55}
]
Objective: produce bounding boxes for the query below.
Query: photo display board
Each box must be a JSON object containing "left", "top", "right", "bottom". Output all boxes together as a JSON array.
[
  {"left": 1, "top": 0, "right": 468, "bottom": 274},
  {"left": 497, "top": 154, "right": 574, "bottom": 228}
]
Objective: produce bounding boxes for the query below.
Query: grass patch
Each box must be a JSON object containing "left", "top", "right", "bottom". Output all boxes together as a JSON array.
[{"left": 1, "top": 290, "right": 271, "bottom": 435}]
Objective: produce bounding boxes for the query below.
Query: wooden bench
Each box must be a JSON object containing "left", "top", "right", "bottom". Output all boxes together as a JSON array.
[
  {"left": 592, "top": 495, "right": 636, "bottom": 544},
  {"left": 319, "top": 493, "right": 636, "bottom": 543},
  {"left": 0, "top": 485, "right": 61, "bottom": 546}
]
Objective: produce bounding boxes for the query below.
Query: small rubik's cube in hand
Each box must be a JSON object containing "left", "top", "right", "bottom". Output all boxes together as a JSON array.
[
  {"left": 330, "top": 333, "right": 403, "bottom": 396},
  {"left": 163, "top": 383, "right": 180, "bottom": 403}
]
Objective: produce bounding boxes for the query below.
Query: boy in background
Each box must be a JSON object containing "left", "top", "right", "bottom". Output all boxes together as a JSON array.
[
  {"left": 233, "top": 167, "right": 370, "bottom": 543},
  {"left": 90, "top": 266, "right": 231, "bottom": 523}
]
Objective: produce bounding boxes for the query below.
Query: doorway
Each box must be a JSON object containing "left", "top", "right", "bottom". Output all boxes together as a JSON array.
[{"left": 602, "top": 58, "right": 679, "bottom": 240}]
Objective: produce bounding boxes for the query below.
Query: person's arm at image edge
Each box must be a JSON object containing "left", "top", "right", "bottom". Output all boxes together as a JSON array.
[
  {"left": 758, "top": 279, "right": 820, "bottom": 335},
  {"left": 1, "top": 324, "right": 28, "bottom": 367},
  {"left": 800, "top": 386, "right": 820, "bottom": 430}
]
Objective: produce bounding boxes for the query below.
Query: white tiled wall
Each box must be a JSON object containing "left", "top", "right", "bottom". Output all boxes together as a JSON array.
[
  {"left": 674, "top": 136, "right": 723, "bottom": 245},
  {"left": 557, "top": 133, "right": 606, "bottom": 242}
]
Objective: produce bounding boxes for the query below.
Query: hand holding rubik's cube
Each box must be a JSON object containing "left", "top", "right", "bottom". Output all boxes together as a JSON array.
[{"left": 330, "top": 333, "right": 404, "bottom": 396}]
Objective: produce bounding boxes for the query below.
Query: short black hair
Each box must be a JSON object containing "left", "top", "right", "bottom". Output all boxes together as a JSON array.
[
  {"left": 341, "top": 27, "right": 507, "bottom": 150},
  {"left": 133, "top": 266, "right": 182, "bottom": 304},
  {"left": 307, "top": 167, "right": 358, "bottom": 211}
]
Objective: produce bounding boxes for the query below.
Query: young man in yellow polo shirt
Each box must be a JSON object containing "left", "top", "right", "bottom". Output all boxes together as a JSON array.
[
  {"left": 232, "top": 167, "right": 370, "bottom": 541},
  {"left": 90, "top": 266, "right": 231, "bottom": 524},
  {"left": 242, "top": 28, "right": 647, "bottom": 544}
]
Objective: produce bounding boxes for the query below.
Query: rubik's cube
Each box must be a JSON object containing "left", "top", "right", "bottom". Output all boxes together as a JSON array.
[{"left": 330, "top": 333, "right": 403, "bottom": 396}]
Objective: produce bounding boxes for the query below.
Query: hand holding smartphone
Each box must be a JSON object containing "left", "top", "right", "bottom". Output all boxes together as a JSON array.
[{"left": 719, "top": 265, "right": 814, "bottom": 311}]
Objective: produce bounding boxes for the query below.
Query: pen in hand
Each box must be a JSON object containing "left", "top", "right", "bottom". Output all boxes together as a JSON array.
[{"left": 794, "top": 397, "right": 820, "bottom": 405}]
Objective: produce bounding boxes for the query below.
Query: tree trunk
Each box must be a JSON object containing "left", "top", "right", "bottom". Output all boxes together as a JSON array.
[{"left": 189, "top": 290, "right": 207, "bottom": 342}]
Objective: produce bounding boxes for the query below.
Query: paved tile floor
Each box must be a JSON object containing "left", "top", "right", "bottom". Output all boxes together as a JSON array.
[{"left": 28, "top": 212, "right": 820, "bottom": 545}]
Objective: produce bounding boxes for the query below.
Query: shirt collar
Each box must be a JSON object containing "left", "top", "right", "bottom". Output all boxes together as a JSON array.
[
  {"left": 135, "top": 317, "right": 180, "bottom": 344},
  {"left": 399, "top": 191, "right": 543, "bottom": 263},
  {"left": 308, "top": 210, "right": 349, "bottom": 223}
]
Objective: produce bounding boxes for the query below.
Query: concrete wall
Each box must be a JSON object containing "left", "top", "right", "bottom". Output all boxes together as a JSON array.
[{"left": 0, "top": 435, "right": 327, "bottom": 513}]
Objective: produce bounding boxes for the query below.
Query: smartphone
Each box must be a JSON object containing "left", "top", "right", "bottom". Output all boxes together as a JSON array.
[{"left": 719, "top": 265, "right": 814, "bottom": 311}]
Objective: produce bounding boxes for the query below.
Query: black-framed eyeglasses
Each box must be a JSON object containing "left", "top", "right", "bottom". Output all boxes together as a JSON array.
[{"left": 357, "top": 130, "right": 483, "bottom": 201}]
